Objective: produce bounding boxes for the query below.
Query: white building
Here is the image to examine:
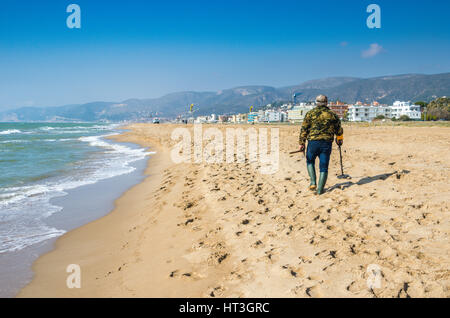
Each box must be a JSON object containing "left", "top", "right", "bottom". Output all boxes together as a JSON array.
[
  {"left": 347, "top": 105, "right": 392, "bottom": 122},
  {"left": 257, "top": 110, "right": 266, "bottom": 122},
  {"left": 265, "top": 110, "right": 282, "bottom": 122},
  {"left": 390, "top": 101, "right": 421, "bottom": 120},
  {"left": 209, "top": 114, "right": 218, "bottom": 123},
  {"left": 195, "top": 116, "right": 208, "bottom": 123},
  {"left": 288, "top": 104, "right": 314, "bottom": 123},
  {"left": 347, "top": 101, "right": 422, "bottom": 122}
]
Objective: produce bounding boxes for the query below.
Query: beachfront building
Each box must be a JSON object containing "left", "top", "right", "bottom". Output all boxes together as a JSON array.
[
  {"left": 231, "top": 113, "right": 248, "bottom": 123},
  {"left": 255, "top": 110, "right": 283, "bottom": 123},
  {"left": 347, "top": 101, "right": 422, "bottom": 122},
  {"left": 329, "top": 105, "right": 349, "bottom": 119},
  {"left": 328, "top": 101, "right": 349, "bottom": 119},
  {"left": 265, "top": 110, "right": 282, "bottom": 122},
  {"left": 287, "top": 104, "right": 314, "bottom": 123},
  {"left": 347, "top": 105, "right": 391, "bottom": 122},
  {"left": 194, "top": 116, "right": 208, "bottom": 123},
  {"left": 282, "top": 103, "right": 293, "bottom": 110},
  {"left": 209, "top": 114, "right": 218, "bottom": 123},
  {"left": 247, "top": 112, "right": 259, "bottom": 124},
  {"left": 257, "top": 110, "right": 266, "bottom": 122},
  {"left": 218, "top": 115, "right": 229, "bottom": 123},
  {"left": 390, "top": 101, "right": 422, "bottom": 120}
]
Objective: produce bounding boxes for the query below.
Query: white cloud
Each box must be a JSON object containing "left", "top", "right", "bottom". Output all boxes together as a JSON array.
[{"left": 361, "top": 43, "right": 384, "bottom": 58}]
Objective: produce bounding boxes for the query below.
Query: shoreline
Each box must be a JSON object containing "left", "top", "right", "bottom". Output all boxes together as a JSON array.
[
  {"left": 18, "top": 123, "right": 450, "bottom": 297},
  {"left": 18, "top": 124, "right": 237, "bottom": 297},
  {"left": 17, "top": 126, "right": 177, "bottom": 297},
  {"left": 0, "top": 129, "right": 149, "bottom": 297}
]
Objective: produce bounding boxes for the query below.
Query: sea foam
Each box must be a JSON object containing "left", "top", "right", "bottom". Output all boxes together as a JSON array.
[
  {"left": 0, "top": 129, "right": 21, "bottom": 135},
  {"left": 0, "top": 130, "right": 153, "bottom": 254}
]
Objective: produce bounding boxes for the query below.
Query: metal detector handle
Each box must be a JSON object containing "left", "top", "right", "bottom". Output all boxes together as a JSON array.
[{"left": 338, "top": 145, "right": 344, "bottom": 175}]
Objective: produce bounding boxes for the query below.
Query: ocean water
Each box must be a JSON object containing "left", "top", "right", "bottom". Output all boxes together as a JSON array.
[{"left": 0, "top": 123, "right": 149, "bottom": 254}]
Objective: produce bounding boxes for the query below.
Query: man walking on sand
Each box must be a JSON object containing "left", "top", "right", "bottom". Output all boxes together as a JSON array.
[{"left": 298, "top": 95, "right": 344, "bottom": 195}]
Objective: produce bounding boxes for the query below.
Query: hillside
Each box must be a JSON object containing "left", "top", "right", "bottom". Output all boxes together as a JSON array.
[
  {"left": 1, "top": 73, "right": 449, "bottom": 122},
  {"left": 426, "top": 97, "right": 450, "bottom": 120}
]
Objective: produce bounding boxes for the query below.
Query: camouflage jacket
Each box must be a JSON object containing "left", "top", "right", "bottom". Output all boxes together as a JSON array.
[{"left": 299, "top": 106, "right": 343, "bottom": 145}]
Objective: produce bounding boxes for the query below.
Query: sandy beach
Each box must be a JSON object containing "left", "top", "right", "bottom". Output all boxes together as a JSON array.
[{"left": 18, "top": 123, "right": 449, "bottom": 298}]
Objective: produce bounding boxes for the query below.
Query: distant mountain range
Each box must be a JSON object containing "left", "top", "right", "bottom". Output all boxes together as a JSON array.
[{"left": 1, "top": 73, "right": 449, "bottom": 122}]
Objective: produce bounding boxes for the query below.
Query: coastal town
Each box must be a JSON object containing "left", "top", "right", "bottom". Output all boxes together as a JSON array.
[
  {"left": 2, "top": 0, "right": 450, "bottom": 303},
  {"left": 173, "top": 100, "right": 425, "bottom": 124}
]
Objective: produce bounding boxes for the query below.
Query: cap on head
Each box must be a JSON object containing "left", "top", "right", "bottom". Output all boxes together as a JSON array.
[{"left": 316, "top": 95, "right": 328, "bottom": 106}]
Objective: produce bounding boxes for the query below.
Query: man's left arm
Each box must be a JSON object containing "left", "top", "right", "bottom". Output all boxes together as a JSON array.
[{"left": 335, "top": 115, "right": 344, "bottom": 146}]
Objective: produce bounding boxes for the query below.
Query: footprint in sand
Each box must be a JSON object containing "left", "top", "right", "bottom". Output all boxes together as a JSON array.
[{"left": 305, "top": 285, "right": 322, "bottom": 297}]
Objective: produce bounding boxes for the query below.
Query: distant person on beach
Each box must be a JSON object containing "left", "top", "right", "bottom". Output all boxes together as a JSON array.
[{"left": 298, "top": 95, "right": 344, "bottom": 195}]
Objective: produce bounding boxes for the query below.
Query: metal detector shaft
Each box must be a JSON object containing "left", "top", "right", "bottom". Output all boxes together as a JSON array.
[{"left": 338, "top": 145, "right": 344, "bottom": 175}]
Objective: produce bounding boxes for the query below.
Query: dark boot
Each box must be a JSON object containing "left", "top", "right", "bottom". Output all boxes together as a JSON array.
[
  {"left": 317, "top": 172, "right": 328, "bottom": 195},
  {"left": 307, "top": 164, "right": 317, "bottom": 191}
]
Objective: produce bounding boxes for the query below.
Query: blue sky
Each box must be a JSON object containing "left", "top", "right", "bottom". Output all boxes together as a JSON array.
[{"left": 0, "top": 0, "right": 449, "bottom": 110}]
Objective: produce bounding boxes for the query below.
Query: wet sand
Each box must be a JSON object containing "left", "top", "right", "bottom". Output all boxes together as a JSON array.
[{"left": 18, "top": 123, "right": 450, "bottom": 297}]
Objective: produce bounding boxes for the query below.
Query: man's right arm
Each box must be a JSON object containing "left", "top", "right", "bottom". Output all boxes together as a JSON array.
[{"left": 299, "top": 113, "right": 311, "bottom": 146}]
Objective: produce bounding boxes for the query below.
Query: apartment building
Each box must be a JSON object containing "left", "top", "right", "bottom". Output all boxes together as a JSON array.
[
  {"left": 287, "top": 104, "right": 314, "bottom": 123},
  {"left": 347, "top": 101, "right": 421, "bottom": 121}
]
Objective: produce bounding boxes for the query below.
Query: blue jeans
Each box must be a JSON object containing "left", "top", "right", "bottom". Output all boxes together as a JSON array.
[{"left": 306, "top": 140, "right": 332, "bottom": 172}]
